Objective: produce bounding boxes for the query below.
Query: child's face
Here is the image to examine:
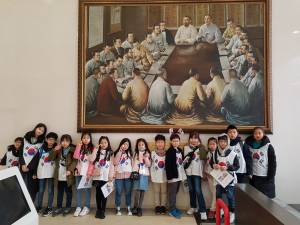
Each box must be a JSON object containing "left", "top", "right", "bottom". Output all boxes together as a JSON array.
[
  {"left": 14, "top": 140, "right": 22, "bottom": 150},
  {"left": 46, "top": 138, "right": 56, "bottom": 147},
  {"left": 35, "top": 126, "right": 45, "bottom": 137},
  {"left": 254, "top": 129, "right": 264, "bottom": 141},
  {"left": 218, "top": 139, "right": 228, "bottom": 150},
  {"left": 171, "top": 138, "right": 180, "bottom": 148},
  {"left": 189, "top": 137, "right": 200, "bottom": 147},
  {"left": 61, "top": 139, "right": 70, "bottom": 149},
  {"left": 227, "top": 129, "right": 238, "bottom": 140},
  {"left": 82, "top": 135, "right": 91, "bottom": 145},
  {"left": 208, "top": 141, "right": 217, "bottom": 152},
  {"left": 100, "top": 139, "right": 109, "bottom": 150},
  {"left": 138, "top": 141, "right": 146, "bottom": 152},
  {"left": 155, "top": 140, "right": 165, "bottom": 151},
  {"left": 121, "top": 142, "right": 129, "bottom": 151}
]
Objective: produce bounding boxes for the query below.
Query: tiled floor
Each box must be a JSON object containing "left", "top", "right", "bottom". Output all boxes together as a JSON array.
[{"left": 39, "top": 209, "right": 210, "bottom": 225}]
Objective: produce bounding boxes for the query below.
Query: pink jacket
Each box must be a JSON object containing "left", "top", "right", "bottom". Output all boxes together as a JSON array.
[
  {"left": 73, "top": 144, "right": 95, "bottom": 176},
  {"left": 87, "top": 148, "right": 115, "bottom": 180},
  {"left": 132, "top": 152, "right": 151, "bottom": 176},
  {"left": 113, "top": 150, "right": 132, "bottom": 179}
]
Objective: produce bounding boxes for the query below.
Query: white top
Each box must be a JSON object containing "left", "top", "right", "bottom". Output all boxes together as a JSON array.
[
  {"left": 116, "top": 153, "right": 132, "bottom": 173},
  {"left": 6, "top": 151, "right": 19, "bottom": 168},
  {"left": 23, "top": 139, "right": 42, "bottom": 166},
  {"left": 249, "top": 143, "right": 270, "bottom": 177},
  {"left": 216, "top": 149, "right": 238, "bottom": 186},
  {"left": 197, "top": 23, "right": 223, "bottom": 43},
  {"left": 229, "top": 142, "right": 246, "bottom": 174},
  {"left": 184, "top": 145, "right": 204, "bottom": 177},
  {"left": 37, "top": 149, "right": 55, "bottom": 179},
  {"left": 150, "top": 151, "right": 167, "bottom": 183},
  {"left": 175, "top": 24, "right": 197, "bottom": 45},
  {"left": 93, "top": 150, "right": 111, "bottom": 181}
]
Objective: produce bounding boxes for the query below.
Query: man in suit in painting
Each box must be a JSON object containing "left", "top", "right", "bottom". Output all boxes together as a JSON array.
[
  {"left": 99, "top": 44, "right": 116, "bottom": 64},
  {"left": 85, "top": 50, "right": 101, "bottom": 78},
  {"left": 111, "top": 38, "right": 125, "bottom": 58},
  {"left": 120, "top": 68, "right": 149, "bottom": 123},
  {"left": 197, "top": 15, "right": 223, "bottom": 44},
  {"left": 160, "top": 20, "right": 174, "bottom": 45},
  {"left": 175, "top": 16, "right": 198, "bottom": 45},
  {"left": 122, "top": 32, "right": 135, "bottom": 49}
]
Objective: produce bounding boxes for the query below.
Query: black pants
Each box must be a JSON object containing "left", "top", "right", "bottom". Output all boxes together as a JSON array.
[
  {"left": 57, "top": 181, "right": 73, "bottom": 208},
  {"left": 250, "top": 176, "right": 275, "bottom": 199},
  {"left": 21, "top": 170, "right": 39, "bottom": 202},
  {"left": 167, "top": 181, "right": 180, "bottom": 211},
  {"left": 95, "top": 181, "right": 108, "bottom": 212}
]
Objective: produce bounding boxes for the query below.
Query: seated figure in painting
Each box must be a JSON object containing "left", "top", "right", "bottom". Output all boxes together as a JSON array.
[
  {"left": 85, "top": 50, "right": 101, "bottom": 78},
  {"left": 152, "top": 23, "right": 166, "bottom": 51},
  {"left": 221, "top": 69, "right": 251, "bottom": 125},
  {"left": 120, "top": 68, "right": 149, "bottom": 123},
  {"left": 99, "top": 44, "right": 116, "bottom": 64},
  {"left": 122, "top": 48, "right": 139, "bottom": 77},
  {"left": 167, "top": 68, "right": 206, "bottom": 125},
  {"left": 132, "top": 41, "right": 154, "bottom": 71},
  {"left": 230, "top": 44, "right": 250, "bottom": 76},
  {"left": 141, "top": 33, "right": 161, "bottom": 61},
  {"left": 141, "top": 68, "right": 175, "bottom": 124},
  {"left": 96, "top": 68, "right": 122, "bottom": 115},
  {"left": 175, "top": 16, "right": 198, "bottom": 45},
  {"left": 160, "top": 20, "right": 174, "bottom": 45},
  {"left": 206, "top": 67, "right": 226, "bottom": 113},
  {"left": 241, "top": 55, "right": 259, "bottom": 87},
  {"left": 225, "top": 25, "right": 243, "bottom": 53},
  {"left": 197, "top": 15, "right": 223, "bottom": 44},
  {"left": 114, "top": 56, "right": 126, "bottom": 78},
  {"left": 223, "top": 19, "right": 236, "bottom": 45},
  {"left": 85, "top": 68, "right": 101, "bottom": 116},
  {"left": 239, "top": 52, "right": 254, "bottom": 79},
  {"left": 111, "top": 38, "right": 125, "bottom": 58},
  {"left": 122, "top": 32, "right": 135, "bottom": 49}
]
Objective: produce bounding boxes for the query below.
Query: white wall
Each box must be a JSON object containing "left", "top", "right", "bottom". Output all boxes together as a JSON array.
[{"left": 0, "top": 0, "right": 299, "bottom": 205}]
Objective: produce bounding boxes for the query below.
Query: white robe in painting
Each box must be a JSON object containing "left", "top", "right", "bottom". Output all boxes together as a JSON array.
[
  {"left": 197, "top": 23, "right": 223, "bottom": 43},
  {"left": 248, "top": 71, "right": 264, "bottom": 121},
  {"left": 175, "top": 25, "right": 198, "bottom": 45},
  {"left": 141, "top": 77, "right": 175, "bottom": 124}
]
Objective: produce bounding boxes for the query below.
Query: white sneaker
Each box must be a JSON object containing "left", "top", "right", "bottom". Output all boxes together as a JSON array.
[
  {"left": 187, "top": 208, "right": 197, "bottom": 215},
  {"left": 200, "top": 212, "right": 208, "bottom": 220},
  {"left": 73, "top": 207, "right": 81, "bottom": 217},
  {"left": 230, "top": 212, "right": 235, "bottom": 224},
  {"left": 127, "top": 207, "right": 132, "bottom": 216},
  {"left": 116, "top": 207, "right": 122, "bottom": 216},
  {"left": 79, "top": 206, "right": 90, "bottom": 216}
]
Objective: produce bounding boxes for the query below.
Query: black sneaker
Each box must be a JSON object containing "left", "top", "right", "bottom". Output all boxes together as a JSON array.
[
  {"left": 132, "top": 207, "right": 138, "bottom": 215},
  {"left": 95, "top": 210, "right": 101, "bottom": 219},
  {"left": 100, "top": 210, "right": 105, "bottom": 219},
  {"left": 42, "top": 207, "right": 53, "bottom": 217},
  {"left": 160, "top": 206, "right": 167, "bottom": 215},
  {"left": 35, "top": 206, "right": 42, "bottom": 214},
  {"left": 63, "top": 207, "right": 72, "bottom": 216},
  {"left": 155, "top": 206, "right": 160, "bottom": 215},
  {"left": 137, "top": 208, "right": 143, "bottom": 217},
  {"left": 52, "top": 208, "right": 63, "bottom": 217}
]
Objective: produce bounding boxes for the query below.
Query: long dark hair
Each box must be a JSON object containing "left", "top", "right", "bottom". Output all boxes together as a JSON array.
[
  {"left": 134, "top": 138, "right": 151, "bottom": 158},
  {"left": 60, "top": 134, "right": 76, "bottom": 148},
  {"left": 94, "top": 136, "right": 113, "bottom": 164},
  {"left": 114, "top": 138, "right": 132, "bottom": 157},
  {"left": 24, "top": 123, "right": 47, "bottom": 144},
  {"left": 80, "top": 132, "right": 94, "bottom": 155},
  {"left": 188, "top": 131, "right": 202, "bottom": 144}
]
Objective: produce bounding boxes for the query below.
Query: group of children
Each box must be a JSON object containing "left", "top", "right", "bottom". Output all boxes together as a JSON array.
[{"left": 0, "top": 123, "right": 277, "bottom": 224}]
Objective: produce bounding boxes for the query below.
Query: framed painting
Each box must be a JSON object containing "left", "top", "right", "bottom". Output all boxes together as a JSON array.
[{"left": 78, "top": 0, "right": 272, "bottom": 133}]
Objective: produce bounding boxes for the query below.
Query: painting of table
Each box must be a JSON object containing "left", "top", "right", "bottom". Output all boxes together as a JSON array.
[{"left": 78, "top": 0, "right": 271, "bottom": 133}]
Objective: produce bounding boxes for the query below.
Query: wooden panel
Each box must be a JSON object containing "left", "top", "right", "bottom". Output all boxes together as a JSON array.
[
  {"left": 261, "top": 3, "right": 264, "bottom": 26},
  {"left": 246, "top": 3, "right": 261, "bottom": 26},
  {"left": 110, "top": 6, "right": 122, "bottom": 33},
  {"left": 227, "top": 3, "right": 244, "bottom": 27},
  {"left": 195, "top": 3, "right": 209, "bottom": 27},
  {"left": 209, "top": 3, "right": 226, "bottom": 28},
  {"left": 179, "top": 4, "right": 195, "bottom": 25},
  {"left": 148, "top": 6, "right": 162, "bottom": 28},
  {"left": 164, "top": 5, "right": 178, "bottom": 28}
]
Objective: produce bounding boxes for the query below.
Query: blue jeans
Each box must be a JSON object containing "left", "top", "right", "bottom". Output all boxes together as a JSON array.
[
  {"left": 216, "top": 184, "right": 235, "bottom": 212},
  {"left": 57, "top": 181, "right": 72, "bottom": 208},
  {"left": 37, "top": 178, "right": 54, "bottom": 208},
  {"left": 75, "top": 176, "right": 91, "bottom": 208},
  {"left": 115, "top": 178, "right": 132, "bottom": 208},
  {"left": 187, "top": 175, "right": 206, "bottom": 212}
]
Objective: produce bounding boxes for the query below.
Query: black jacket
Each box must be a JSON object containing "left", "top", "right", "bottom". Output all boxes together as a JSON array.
[
  {"left": 163, "top": 29, "right": 174, "bottom": 45},
  {"left": 112, "top": 46, "right": 125, "bottom": 58},
  {"left": 165, "top": 146, "right": 183, "bottom": 180},
  {"left": 245, "top": 135, "right": 276, "bottom": 179},
  {"left": 0, "top": 145, "right": 20, "bottom": 166}
]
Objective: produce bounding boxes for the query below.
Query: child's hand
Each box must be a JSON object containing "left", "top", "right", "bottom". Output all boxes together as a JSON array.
[
  {"left": 22, "top": 165, "right": 29, "bottom": 172},
  {"left": 54, "top": 144, "right": 61, "bottom": 151},
  {"left": 32, "top": 175, "right": 37, "bottom": 179},
  {"left": 213, "top": 164, "right": 220, "bottom": 170},
  {"left": 66, "top": 171, "right": 71, "bottom": 176},
  {"left": 144, "top": 152, "right": 150, "bottom": 159},
  {"left": 220, "top": 166, "right": 227, "bottom": 171},
  {"left": 78, "top": 141, "right": 83, "bottom": 147}
]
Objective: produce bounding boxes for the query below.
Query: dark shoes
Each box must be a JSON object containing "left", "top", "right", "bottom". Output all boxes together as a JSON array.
[
  {"left": 42, "top": 207, "right": 53, "bottom": 217},
  {"left": 155, "top": 206, "right": 167, "bottom": 215},
  {"left": 132, "top": 207, "right": 142, "bottom": 217},
  {"left": 95, "top": 210, "right": 106, "bottom": 219}
]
